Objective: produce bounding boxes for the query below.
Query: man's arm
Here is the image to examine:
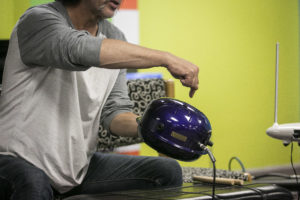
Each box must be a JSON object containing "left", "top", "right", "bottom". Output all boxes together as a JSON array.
[
  {"left": 100, "top": 39, "right": 199, "bottom": 97},
  {"left": 109, "top": 112, "right": 139, "bottom": 137},
  {"left": 18, "top": 7, "right": 199, "bottom": 97}
]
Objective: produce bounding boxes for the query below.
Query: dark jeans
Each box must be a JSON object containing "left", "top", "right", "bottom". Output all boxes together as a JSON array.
[{"left": 0, "top": 152, "right": 182, "bottom": 200}]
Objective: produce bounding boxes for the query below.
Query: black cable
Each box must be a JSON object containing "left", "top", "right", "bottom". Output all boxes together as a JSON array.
[
  {"left": 290, "top": 142, "right": 299, "bottom": 200},
  {"left": 232, "top": 184, "right": 265, "bottom": 200},
  {"left": 253, "top": 173, "right": 292, "bottom": 180},
  {"left": 199, "top": 143, "right": 217, "bottom": 200},
  {"left": 290, "top": 143, "right": 299, "bottom": 183},
  {"left": 228, "top": 156, "right": 246, "bottom": 172},
  {"left": 212, "top": 159, "right": 216, "bottom": 200},
  {"left": 180, "top": 190, "right": 220, "bottom": 199}
]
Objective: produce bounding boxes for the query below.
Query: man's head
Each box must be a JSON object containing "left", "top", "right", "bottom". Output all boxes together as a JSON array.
[
  {"left": 56, "top": 0, "right": 81, "bottom": 6},
  {"left": 56, "top": 0, "right": 122, "bottom": 19},
  {"left": 91, "top": 0, "right": 122, "bottom": 19}
]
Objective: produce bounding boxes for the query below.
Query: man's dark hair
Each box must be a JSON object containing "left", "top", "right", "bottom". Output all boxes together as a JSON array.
[{"left": 55, "top": 0, "right": 81, "bottom": 6}]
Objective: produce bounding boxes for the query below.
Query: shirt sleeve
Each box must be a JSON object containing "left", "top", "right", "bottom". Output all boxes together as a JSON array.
[
  {"left": 100, "top": 69, "right": 133, "bottom": 132},
  {"left": 98, "top": 19, "right": 134, "bottom": 132},
  {"left": 17, "top": 6, "right": 102, "bottom": 70}
]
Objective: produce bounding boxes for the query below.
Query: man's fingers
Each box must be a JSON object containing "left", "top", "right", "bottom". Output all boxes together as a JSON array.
[
  {"left": 189, "top": 77, "right": 198, "bottom": 98},
  {"left": 180, "top": 76, "right": 199, "bottom": 98},
  {"left": 189, "top": 88, "right": 196, "bottom": 98}
]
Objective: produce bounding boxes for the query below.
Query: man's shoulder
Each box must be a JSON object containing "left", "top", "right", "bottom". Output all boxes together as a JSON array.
[{"left": 20, "top": 2, "right": 66, "bottom": 24}]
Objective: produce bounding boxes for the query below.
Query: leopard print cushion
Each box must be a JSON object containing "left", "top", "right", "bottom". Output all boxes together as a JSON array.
[{"left": 97, "top": 78, "right": 166, "bottom": 152}]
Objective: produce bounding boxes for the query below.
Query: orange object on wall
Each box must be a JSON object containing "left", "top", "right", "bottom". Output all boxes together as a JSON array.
[{"left": 120, "top": 0, "right": 137, "bottom": 10}]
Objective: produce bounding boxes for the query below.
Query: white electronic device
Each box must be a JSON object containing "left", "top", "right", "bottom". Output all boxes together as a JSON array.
[{"left": 266, "top": 42, "right": 300, "bottom": 145}]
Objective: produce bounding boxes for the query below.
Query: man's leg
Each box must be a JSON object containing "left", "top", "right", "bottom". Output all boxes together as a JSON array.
[
  {"left": 0, "top": 155, "right": 54, "bottom": 200},
  {"left": 63, "top": 152, "right": 182, "bottom": 197}
]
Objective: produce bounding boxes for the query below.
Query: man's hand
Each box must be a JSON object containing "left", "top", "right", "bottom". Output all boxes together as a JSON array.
[{"left": 163, "top": 53, "right": 199, "bottom": 98}]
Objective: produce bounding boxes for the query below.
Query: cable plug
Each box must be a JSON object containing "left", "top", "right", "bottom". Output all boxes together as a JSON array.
[{"left": 199, "top": 143, "right": 216, "bottom": 163}]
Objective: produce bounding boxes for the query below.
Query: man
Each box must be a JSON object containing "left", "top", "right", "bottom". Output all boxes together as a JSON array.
[{"left": 0, "top": 0, "right": 199, "bottom": 199}]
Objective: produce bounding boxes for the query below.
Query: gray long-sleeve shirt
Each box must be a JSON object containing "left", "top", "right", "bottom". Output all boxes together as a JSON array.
[{"left": 0, "top": 1, "right": 132, "bottom": 193}]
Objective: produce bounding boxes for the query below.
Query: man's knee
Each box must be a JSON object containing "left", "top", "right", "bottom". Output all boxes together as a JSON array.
[{"left": 154, "top": 157, "right": 183, "bottom": 187}]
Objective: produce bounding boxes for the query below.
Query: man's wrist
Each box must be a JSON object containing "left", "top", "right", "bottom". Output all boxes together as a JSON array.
[
  {"left": 136, "top": 117, "right": 143, "bottom": 138},
  {"left": 159, "top": 51, "right": 172, "bottom": 69}
]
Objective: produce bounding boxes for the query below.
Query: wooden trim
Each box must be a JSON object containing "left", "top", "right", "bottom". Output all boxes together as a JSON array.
[{"left": 164, "top": 79, "right": 175, "bottom": 98}]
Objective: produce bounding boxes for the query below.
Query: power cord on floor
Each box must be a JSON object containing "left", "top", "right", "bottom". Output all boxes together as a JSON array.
[
  {"left": 228, "top": 156, "right": 246, "bottom": 172},
  {"left": 199, "top": 143, "right": 217, "bottom": 200},
  {"left": 253, "top": 173, "right": 295, "bottom": 179},
  {"left": 290, "top": 142, "right": 299, "bottom": 200}
]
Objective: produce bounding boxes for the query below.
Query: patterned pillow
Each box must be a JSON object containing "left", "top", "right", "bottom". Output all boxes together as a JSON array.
[{"left": 97, "top": 78, "right": 166, "bottom": 152}]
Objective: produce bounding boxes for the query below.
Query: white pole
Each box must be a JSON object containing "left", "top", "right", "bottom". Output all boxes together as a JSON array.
[{"left": 274, "top": 42, "right": 279, "bottom": 124}]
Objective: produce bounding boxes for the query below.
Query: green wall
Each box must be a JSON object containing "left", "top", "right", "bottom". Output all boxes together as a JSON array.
[
  {"left": 0, "top": 0, "right": 52, "bottom": 39},
  {"left": 0, "top": 1, "right": 14, "bottom": 39},
  {"left": 139, "top": 0, "right": 300, "bottom": 170},
  {"left": 30, "top": 0, "right": 54, "bottom": 6},
  {"left": 0, "top": 0, "right": 29, "bottom": 39}
]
